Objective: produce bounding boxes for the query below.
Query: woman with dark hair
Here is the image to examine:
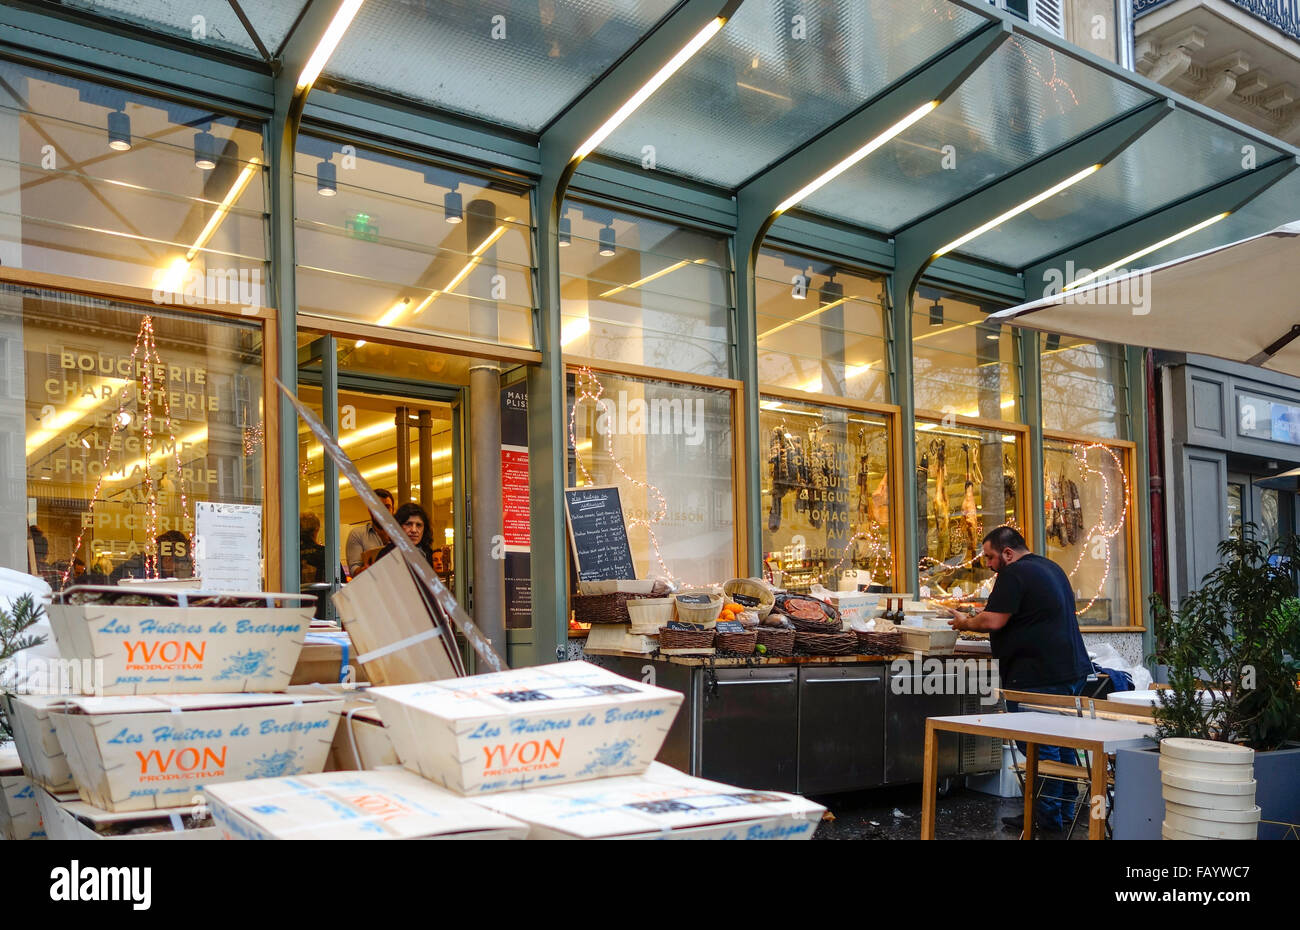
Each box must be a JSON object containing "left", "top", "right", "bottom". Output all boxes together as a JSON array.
[{"left": 378, "top": 502, "right": 434, "bottom": 566}]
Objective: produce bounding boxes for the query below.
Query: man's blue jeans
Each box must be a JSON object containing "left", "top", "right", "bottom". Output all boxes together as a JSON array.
[{"left": 1007, "top": 677, "right": 1089, "bottom": 831}]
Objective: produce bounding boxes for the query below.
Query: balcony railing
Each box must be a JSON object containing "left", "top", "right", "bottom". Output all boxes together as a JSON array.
[{"left": 1135, "top": 0, "right": 1300, "bottom": 41}]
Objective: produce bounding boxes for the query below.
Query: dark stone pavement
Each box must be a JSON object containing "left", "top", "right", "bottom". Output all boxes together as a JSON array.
[{"left": 808, "top": 783, "right": 1093, "bottom": 840}]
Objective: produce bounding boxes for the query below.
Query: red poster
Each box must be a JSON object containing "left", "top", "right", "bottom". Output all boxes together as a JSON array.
[{"left": 501, "top": 448, "right": 530, "bottom": 547}]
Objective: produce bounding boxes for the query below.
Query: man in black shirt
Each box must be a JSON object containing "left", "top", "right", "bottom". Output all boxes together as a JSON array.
[{"left": 945, "top": 526, "right": 1091, "bottom": 834}]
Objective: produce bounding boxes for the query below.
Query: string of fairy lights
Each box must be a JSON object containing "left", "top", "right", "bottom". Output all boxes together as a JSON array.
[
  {"left": 1059, "top": 441, "right": 1130, "bottom": 615},
  {"left": 60, "top": 315, "right": 191, "bottom": 586}
]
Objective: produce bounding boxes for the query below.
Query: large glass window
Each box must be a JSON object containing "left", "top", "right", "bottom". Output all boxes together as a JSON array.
[
  {"left": 0, "top": 60, "right": 267, "bottom": 299},
  {"left": 760, "top": 396, "right": 894, "bottom": 592},
  {"left": 295, "top": 138, "right": 534, "bottom": 348},
  {"left": 3, "top": 285, "right": 264, "bottom": 585},
  {"left": 559, "top": 203, "right": 731, "bottom": 378},
  {"left": 915, "top": 419, "right": 1022, "bottom": 599},
  {"left": 566, "top": 367, "right": 735, "bottom": 586},
  {"left": 755, "top": 249, "right": 888, "bottom": 403},
  {"left": 912, "top": 287, "right": 1018, "bottom": 420},
  {"left": 1041, "top": 336, "right": 1127, "bottom": 438},
  {"left": 1043, "top": 439, "right": 1134, "bottom": 626}
]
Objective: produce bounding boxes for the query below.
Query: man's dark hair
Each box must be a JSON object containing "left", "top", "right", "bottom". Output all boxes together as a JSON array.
[
  {"left": 982, "top": 526, "right": 1028, "bottom": 552},
  {"left": 375, "top": 488, "right": 394, "bottom": 504}
]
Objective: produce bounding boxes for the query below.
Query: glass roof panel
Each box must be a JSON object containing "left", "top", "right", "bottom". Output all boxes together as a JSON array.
[
  {"left": 803, "top": 34, "right": 1156, "bottom": 232},
  {"left": 55, "top": 1, "right": 304, "bottom": 56},
  {"left": 958, "top": 108, "right": 1283, "bottom": 267},
  {"left": 1127, "top": 171, "right": 1300, "bottom": 271},
  {"left": 596, "top": 0, "right": 988, "bottom": 187},
  {"left": 325, "top": 0, "right": 678, "bottom": 133}
]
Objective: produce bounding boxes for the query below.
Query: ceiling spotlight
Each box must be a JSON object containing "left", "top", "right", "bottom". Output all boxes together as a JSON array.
[
  {"left": 1045, "top": 332, "right": 1061, "bottom": 351},
  {"left": 598, "top": 223, "right": 616, "bottom": 257},
  {"left": 929, "top": 299, "right": 944, "bottom": 327},
  {"left": 558, "top": 215, "right": 572, "bottom": 247},
  {"left": 317, "top": 159, "right": 337, "bottom": 197},
  {"left": 985, "top": 326, "right": 1001, "bottom": 341},
  {"left": 444, "top": 187, "right": 463, "bottom": 224},
  {"left": 819, "top": 277, "right": 843, "bottom": 307},
  {"left": 107, "top": 110, "right": 131, "bottom": 151},
  {"left": 193, "top": 129, "right": 218, "bottom": 170}
]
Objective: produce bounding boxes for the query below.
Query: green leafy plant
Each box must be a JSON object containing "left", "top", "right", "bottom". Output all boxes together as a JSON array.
[
  {"left": 1151, "top": 526, "right": 1300, "bottom": 751},
  {"left": 1, "top": 593, "right": 47, "bottom": 745}
]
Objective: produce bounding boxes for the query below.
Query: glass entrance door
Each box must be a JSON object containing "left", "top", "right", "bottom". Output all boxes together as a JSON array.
[
  {"left": 1227, "top": 471, "right": 1293, "bottom": 548},
  {"left": 297, "top": 336, "right": 465, "bottom": 612}
]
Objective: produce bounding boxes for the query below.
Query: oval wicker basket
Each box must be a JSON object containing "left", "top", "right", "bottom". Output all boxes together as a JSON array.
[
  {"left": 855, "top": 630, "right": 903, "bottom": 655},
  {"left": 658, "top": 626, "right": 716, "bottom": 650},
  {"left": 795, "top": 631, "right": 858, "bottom": 656},
  {"left": 572, "top": 592, "right": 652, "bottom": 624},
  {"left": 674, "top": 589, "right": 724, "bottom": 625},
  {"left": 789, "top": 615, "right": 844, "bottom": 634},
  {"left": 722, "top": 578, "right": 776, "bottom": 620},
  {"left": 755, "top": 628, "right": 795, "bottom": 657},
  {"left": 714, "top": 629, "right": 757, "bottom": 655},
  {"left": 774, "top": 593, "right": 840, "bottom": 625}
]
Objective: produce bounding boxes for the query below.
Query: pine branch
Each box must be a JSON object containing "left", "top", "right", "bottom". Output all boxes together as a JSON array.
[{"left": 0, "top": 593, "right": 46, "bottom": 663}]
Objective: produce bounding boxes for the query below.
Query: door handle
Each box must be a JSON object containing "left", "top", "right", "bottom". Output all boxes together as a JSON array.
[{"left": 805, "top": 678, "right": 883, "bottom": 686}]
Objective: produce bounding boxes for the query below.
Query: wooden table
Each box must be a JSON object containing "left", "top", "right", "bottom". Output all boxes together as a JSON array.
[{"left": 921, "top": 711, "right": 1156, "bottom": 840}]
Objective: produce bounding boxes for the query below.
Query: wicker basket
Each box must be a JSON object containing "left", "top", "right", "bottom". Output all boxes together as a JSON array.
[
  {"left": 674, "top": 589, "right": 724, "bottom": 625},
  {"left": 714, "top": 629, "right": 757, "bottom": 655},
  {"left": 658, "top": 626, "right": 716, "bottom": 650},
  {"left": 626, "top": 597, "right": 675, "bottom": 634},
  {"left": 795, "top": 631, "right": 858, "bottom": 656},
  {"left": 856, "top": 630, "right": 903, "bottom": 655},
  {"left": 572, "top": 592, "right": 652, "bottom": 624},
  {"left": 790, "top": 615, "right": 844, "bottom": 634},
  {"left": 723, "top": 578, "right": 776, "bottom": 621},
  {"left": 755, "top": 628, "right": 795, "bottom": 657},
  {"left": 774, "top": 593, "right": 840, "bottom": 624}
]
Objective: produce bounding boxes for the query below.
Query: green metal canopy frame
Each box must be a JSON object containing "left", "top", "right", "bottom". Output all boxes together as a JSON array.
[{"left": 3, "top": 0, "right": 1299, "bottom": 664}]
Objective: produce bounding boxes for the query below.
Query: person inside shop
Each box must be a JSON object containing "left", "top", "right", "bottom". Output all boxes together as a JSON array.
[
  {"left": 300, "top": 512, "right": 327, "bottom": 585},
  {"left": 377, "top": 502, "right": 435, "bottom": 567},
  {"left": 109, "top": 530, "right": 193, "bottom": 582},
  {"left": 346, "top": 488, "right": 395, "bottom": 576},
  {"left": 943, "top": 526, "right": 1092, "bottom": 835}
]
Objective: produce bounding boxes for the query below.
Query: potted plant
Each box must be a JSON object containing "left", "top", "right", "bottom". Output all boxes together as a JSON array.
[
  {"left": 1112, "top": 527, "right": 1300, "bottom": 839},
  {"left": 1, "top": 594, "right": 47, "bottom": 747}
]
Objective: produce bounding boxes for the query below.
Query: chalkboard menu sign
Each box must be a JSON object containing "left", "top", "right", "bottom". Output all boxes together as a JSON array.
[{"left": 563, "top": 485, "right": 636, "bottom": 582}]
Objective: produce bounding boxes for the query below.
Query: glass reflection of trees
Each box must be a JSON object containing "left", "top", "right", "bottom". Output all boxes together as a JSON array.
[{"left": 1041, "top": 337, "right": 1126, "bottom": 439}]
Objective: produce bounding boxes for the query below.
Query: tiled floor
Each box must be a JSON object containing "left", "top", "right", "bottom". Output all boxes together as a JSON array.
[{"left": 809, "top": 784, "right": 1093, "bottom": 840}]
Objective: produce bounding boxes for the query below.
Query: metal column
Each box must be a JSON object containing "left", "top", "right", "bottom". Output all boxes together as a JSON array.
[
  {"left": 395, "top": 406, "right": 410, "bottom": 503},
  {"left": 470, "top": 362, "right": 506, "bottom": 661},
  {"left": 417, "top": 408, "right": 433, "bottom": 513}
]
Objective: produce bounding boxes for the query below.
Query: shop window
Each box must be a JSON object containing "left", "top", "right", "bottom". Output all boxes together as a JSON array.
[
  {"left": 1041, "top": 336, "right": 1127, "bottom": 438},
  {"left": 294, "top": 137, "right": 534, "bottom": 349},
  {"left": 566, "top": 367, "right": 736, "bottom": 585},
  {"left": 1042, "top": 438, "right": 1135, "bottom": 627},
  {"left": 755, "top": 249, "right": 888, "bottom": 404},
  {"left": 0, "top": 59, "right": 267, "bottom": 299},
  {"left": 760, "top": 395, "right": 894, "bottom": 591},
  {"left": 912, "top": 288, "right": 1018, "bottom": 421},
  {"left": 915, "top": 418, "right": 1023, "bottom": 599},
  {"left": 559, "top": 203, "right": 731, "bottom": 378},
  {"left": 2, "top": 284, "right": 264, "bottom": 585}
]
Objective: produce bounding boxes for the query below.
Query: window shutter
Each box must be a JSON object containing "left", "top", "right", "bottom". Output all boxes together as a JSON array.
[{"left": 1029, "top": 0, "right": 1067, "bottom": 38}]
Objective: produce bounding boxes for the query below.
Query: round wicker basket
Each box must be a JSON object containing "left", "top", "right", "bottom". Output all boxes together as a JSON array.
[
  {"left": 674, "top": 589, "right": 724, "bottom": 625},
  {"left": 855, "top": 630, "right": 903, "bottom": 655},
  {"left": 755, "top": 628, "right": 795, "bottom": 657},
  {"left": 714, "top": 630, "right": 757, "bottom": 655},
  {"left": 723, "top": 578, "right": 775, "bottom": 620}
]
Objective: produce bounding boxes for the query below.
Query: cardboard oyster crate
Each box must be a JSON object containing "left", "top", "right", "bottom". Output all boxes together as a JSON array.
[
  {"left": 0, "top": 746, "right": 46, "bottom": 840},
  {"left": 204, "top": 767, "right": 529, "bottom": 840},
  {"left": 49, "top": 692, "right": 343, "bottom": 813},
  {"left": 369, "top": 660, "right": 682, "bottom": 796},
  {"left": 35, "top": 788, "right": 218, "bottom": 841},
  {"left": 471, "top": 762, "right": 825, "bottom": 840},
  {"left": 3, "top": 692, "right": 78, "bottom": 794},
  {"left": 46, "top": 586, "right": 315, "bottom": 696},
  {"left": 326, "top": 703, "right": 398, "bottom": 772}
]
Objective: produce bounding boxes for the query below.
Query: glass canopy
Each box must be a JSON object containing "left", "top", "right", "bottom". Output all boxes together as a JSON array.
[
  {"left": 597, "top": 1, "right": 988, "bottom": 187},
  {"left": 36, "top": 0, "right": 1300, "bottom": 282}
]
